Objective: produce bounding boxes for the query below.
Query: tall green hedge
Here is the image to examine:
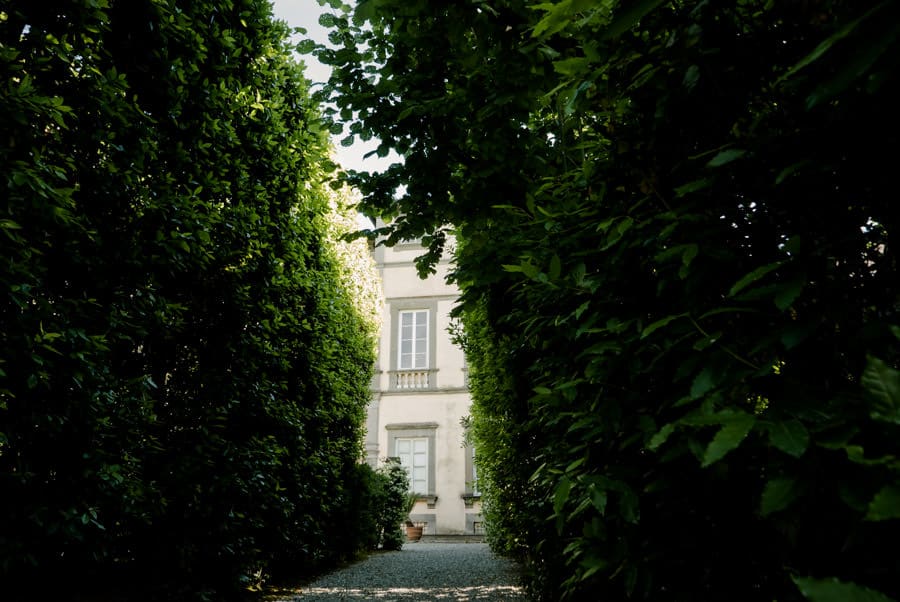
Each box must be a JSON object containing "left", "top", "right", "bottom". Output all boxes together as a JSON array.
[
  {"left": 322, "top": 0, "right": 899, "bottom": 600},
  {"left": 1, "top": 1, "right": 376, "bottom": 598}
]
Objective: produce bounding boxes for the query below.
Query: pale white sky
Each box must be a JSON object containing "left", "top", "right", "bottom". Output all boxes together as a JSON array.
[{"left": 270, "top": 0, "right": 393, "bottom": 176}]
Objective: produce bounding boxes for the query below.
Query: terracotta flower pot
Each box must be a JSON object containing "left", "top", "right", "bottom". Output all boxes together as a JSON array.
[{"left": 405, "top": 524, "right": 424, "bottom": 541}]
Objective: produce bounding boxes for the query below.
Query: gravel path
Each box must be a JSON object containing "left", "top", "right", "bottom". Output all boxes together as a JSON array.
[{"left": 271, "top": 542, "right": 527, "bottom": 601}]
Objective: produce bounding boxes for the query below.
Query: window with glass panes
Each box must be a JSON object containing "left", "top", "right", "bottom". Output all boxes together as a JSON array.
[
  {"left": 396, "top": 437, "right": 428, "bottom": 494},
  {"left": 398, "top": 310, "right": 429, "bottom": 369}
]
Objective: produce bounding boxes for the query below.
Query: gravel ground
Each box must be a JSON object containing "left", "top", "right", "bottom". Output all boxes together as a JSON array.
[{"left": 271, "top": 542, "right": 527, "bottom": 601}]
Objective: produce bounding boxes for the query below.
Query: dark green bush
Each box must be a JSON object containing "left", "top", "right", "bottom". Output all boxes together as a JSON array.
[
  {"left": 345, "top": 463, "right": 387, "bottom": 554},
  {"left": 340, "top": 460, "right": 407, "bottom": 555},
  {"left": 378, "top": 458, "right": 409, "bottom": 551},
  {"left": 0, "top": 1, "right": 375, "bottom": 599},
  {"left": 332, "top": 459, "right": 407, "bottom": 554}
]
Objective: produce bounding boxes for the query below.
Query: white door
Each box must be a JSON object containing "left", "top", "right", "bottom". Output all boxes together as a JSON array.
[{"left": 397, "top": 437, "right": 428, "bottom": 494}]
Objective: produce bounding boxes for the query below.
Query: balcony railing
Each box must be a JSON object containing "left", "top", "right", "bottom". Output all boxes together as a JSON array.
[{"left": 390, "top": 369, "right": 435, "bottom": 390}]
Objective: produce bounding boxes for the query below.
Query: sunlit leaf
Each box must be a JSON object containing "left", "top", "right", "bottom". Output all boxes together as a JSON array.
[
  {"left": 707, "top": 148, "right": 747, "bottom": 167},
  {"left": 641, "top": 313, "right": 688, "bottom": 339},
  {"left": 702, "top": 413, "right": 754, "bottom": 467},
  {"left": 729, "top": 262, "right": 783, "bottom": 296},
  {"left": 865, "top": 485, "right": 900, "bottom": 521},
  {"left": 767, "top": 419, "right": 809, "bottom": 457},
  {"left": 648, "top": 423, "right": 676, "bottom": 450},
  {"left": 760, "top": 477, "right": 799, "bottom": 516},
  {"left": 862, "top": 355, "right": 900, "bottom": 424},
  {"left": 793, "top": 576, "right": 896, "bottom": 602}
]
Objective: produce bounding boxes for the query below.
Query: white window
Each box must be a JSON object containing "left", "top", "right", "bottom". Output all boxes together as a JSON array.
[
  {"left": 398, "top": 310, "right": 429, "bottom": 370},
  {"left": 388, "top": 423, "right": 437, "bottom": 496},
  {"left": 396, "top": 437, "right": 429, "bottom": 494}
]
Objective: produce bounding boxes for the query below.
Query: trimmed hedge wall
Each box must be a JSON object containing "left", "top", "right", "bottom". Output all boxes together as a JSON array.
[{"left": 1, "top": 1, "right": 378, "bottom": 598}]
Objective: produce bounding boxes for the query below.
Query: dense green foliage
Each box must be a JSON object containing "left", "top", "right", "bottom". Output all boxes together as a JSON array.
[
  {"left": 379, "top": 457, "right": 410, "bottom": 550},
  {"left": 1, "top": 1, "right": 378, "bottom": 598},
  {"left": 345, "top": 460, "right": 408, "bottom": 553},
  {"left": 321, "top": 0, "right": 900, "bottom": 599}
]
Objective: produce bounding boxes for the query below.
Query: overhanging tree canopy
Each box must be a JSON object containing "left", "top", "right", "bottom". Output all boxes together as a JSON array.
[{"left": 319, "top": 0, "right": 899, "bottom": 599}]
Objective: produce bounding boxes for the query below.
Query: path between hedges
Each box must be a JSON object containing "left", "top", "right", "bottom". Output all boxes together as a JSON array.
[{"left": 268, "top": 542, "right": 527, "bottom": 601}]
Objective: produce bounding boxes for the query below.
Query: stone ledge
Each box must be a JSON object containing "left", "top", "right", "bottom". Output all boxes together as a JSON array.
[{"left": 418, "top": 534, "right": 485, "bottom": 543}]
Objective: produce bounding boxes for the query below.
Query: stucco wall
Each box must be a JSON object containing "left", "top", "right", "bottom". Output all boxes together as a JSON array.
[
  {"left": 367, "top": 236, "right": 476, "bottom": 534},
  {"left": 378, "top": 391, "right": 472, "bottom": 534}
]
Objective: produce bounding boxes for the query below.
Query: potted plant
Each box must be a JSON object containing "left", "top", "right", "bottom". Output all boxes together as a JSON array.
[{"left": 404, "top": 492, "right": 424, "bottom": 541}]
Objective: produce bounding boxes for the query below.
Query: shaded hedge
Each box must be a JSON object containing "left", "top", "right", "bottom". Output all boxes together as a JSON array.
[
  {"left": 321, "top": 0, "right": 899, "bottom": 600},
  {"left": 1, "top": 1, "right": 377, "bottom": 598}
]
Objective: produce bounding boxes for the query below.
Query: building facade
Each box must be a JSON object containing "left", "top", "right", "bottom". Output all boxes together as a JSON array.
[{"left": 364, "top": 238, "right": 482, "bottom": 535}]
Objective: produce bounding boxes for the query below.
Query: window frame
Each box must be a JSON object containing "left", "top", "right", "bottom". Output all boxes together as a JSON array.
[
  {"left": 388, "top": 299, "right": 438, "bottom": 375},
  {"left": 386, "top": 422, "right": 438, "bottom": 498},
  {"left": 470, "top": 445, "right": 480, "bottom": 496},
  {"left": 397, "top": 309, "right": 430, "bottom": 370},
  {"left": 396, "top": 436, "right": 429, "bottom": 494},
  {"left": 464, "top": 443, "right": 482, "bottom": 499}
]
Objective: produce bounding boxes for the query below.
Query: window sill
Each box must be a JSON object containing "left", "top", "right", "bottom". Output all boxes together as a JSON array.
[
  {"left": 461, "top": 493, "right": 482, "bottom": 508},
  {"left": 416, "top": 494, "right": 438, "bottom": 509}
]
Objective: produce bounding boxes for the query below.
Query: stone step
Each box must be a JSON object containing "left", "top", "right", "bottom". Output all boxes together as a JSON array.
[{"left": 417, "top": 534, "right": 485, "bottom": 543}]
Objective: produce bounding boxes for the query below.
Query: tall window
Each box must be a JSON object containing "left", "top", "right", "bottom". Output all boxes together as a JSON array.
[
  {"left": 396, "top": 437, "right": 428, "bottom": 494},
  {"left": 388, "top": 423, "right": 437, "bottom": 496},
  {"left": 398, "top": 310, "right": 429, "bottom": 370}
]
